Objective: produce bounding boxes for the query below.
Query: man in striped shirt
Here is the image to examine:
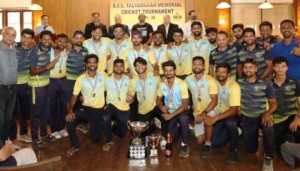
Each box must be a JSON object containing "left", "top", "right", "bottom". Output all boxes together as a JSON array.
[
  {"left": 238, "top": 58, "right": 277, "bottom": 171},
  {"left": 209, "top": 31, "right": 238, "bottom": 80},
  {"left": 237, "top": 28, "right": 273, "bottom": 79}
]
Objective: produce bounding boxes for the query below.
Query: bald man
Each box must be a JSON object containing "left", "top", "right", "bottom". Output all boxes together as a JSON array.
[
  {"left": 0, "top": 27, "right": 18, "bottom": 141},
  {"left": 132, "top": 13, "right": 154, "bottom": 45},
  {"left": 157, "top": 15, "right": 179, "bottom": 44},
  {"left": 108, "top": 14, "right": 130, "bottom": 39}
]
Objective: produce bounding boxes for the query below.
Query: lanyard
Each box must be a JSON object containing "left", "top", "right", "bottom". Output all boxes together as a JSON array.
[
  {"left": 194, "top": 75, "right": 204, "bottom": 102},
  {"left": 92, "top": 41, "right": 102, "bottom": 54},
  {"left": 85, "top": 72, "right": 98, "bottom": 98},
  {"left": 152, "top": 47, "right": 163, "bottom": 62},
  {"left": 174, "top": 46, "right": 184, "bottom": 66},
  {"left": 114, "top": 42, "right": 123, "bottom": 58},
  {"left": 194, "top": 39, "right": 202, "bottom": 52},
  {"left": 133, "top": 50, "right": 141, "bottom": 59},
  {"left": 138, "top": 78, "right": 147, "bottom": 100},
  {"left": 113, "top": 76, "right": 125, "bottom": 101},
  {"left": 166, "top": 80, "right": 174, "bottom": 104}
]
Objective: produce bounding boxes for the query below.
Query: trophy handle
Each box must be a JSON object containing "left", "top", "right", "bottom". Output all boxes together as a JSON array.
[
  {"left": 145, "top": 121, "right": 149, "bottom": 130},
  {"left": 127, "top": 121, "right": 131, "bottom": 130}
]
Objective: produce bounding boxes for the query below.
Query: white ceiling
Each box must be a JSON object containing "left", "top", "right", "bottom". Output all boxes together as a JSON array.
[
  {"left": 232, "top": 0, "right": 293, "bottom": 3},
  {"left": 0, "top": 0, "right": 31, "bottom": 9}
]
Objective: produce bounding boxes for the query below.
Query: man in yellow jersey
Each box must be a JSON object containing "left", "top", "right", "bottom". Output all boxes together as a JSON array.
[
  {"left": 83, "top": 26, "right": 111, "bottom": 72},
  {"left": 49, "top": 34, "right": 69, "bottom": 140},
  {"left": 105, "top": 59, "right": 132, "bottom": 146},
  {"left": 185, "top": 56, "right": 218, "bottom": 158},
  {"left": 129, "top": 57, "right": 160, "bottom": 135},
  {"left": 167, "top": 28, "right": 191, "bottom": 79},
  {"left": 157, "top": 60, "right": 190, "bottom": 157},
  {"left": 29, "top": 31, "right": 57, "bottom": 149},
  {"left": 188, "top": 21, "right": 214, "bottom": 74},
  {"left": 126, "top": 31, "right": 159, "bottom": 77},
  {"left": 66, "top": 54, "right": 111, "bottom": 156},
  {"left": 151, "top": 31, "right": 169, "bottom": 77},
  {"left": 107, "top": 24, "right": 132, "bottom": 75},
  {"left": 204, "top": 63, "right": 241, "bottom": 163}
]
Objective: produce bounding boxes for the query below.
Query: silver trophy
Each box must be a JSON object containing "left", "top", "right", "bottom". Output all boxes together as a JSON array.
[
  {"left": 128, "top": 121, "right": 149, "bottom": 159},
  {"left": 148, "top": 134, "right": 161, "bottom": 158}
]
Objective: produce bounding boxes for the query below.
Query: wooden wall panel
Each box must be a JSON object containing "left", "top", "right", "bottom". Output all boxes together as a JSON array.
[
  {"left": 32, "top": 0, "right": 231, "bottom": 37},
  {"left": 32, "top": 0, "right": 66, "bottom": 35},
  {"left": 66, "top": 0, "right": 110, "bottom": 38}
]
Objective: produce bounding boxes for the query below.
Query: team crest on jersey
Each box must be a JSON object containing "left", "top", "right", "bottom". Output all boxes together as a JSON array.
[
  {"left": 285, "top": 85, "right": 291, "bottom": 91},
  {"left": 254, "top": 85, "right": 260, "bottom": 91},
  {"left": 255, "top": 52, "right": 264, "bottom": 58}
]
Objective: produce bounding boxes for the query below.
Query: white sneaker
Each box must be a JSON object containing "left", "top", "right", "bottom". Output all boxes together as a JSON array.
[
  {"left": 51, "top": 131, "right": 62, "bottom": 139},
  {"left": 154, "top": 117, "right": 161, "bottom": 129},
  {"left": 18, "top": 134, "right": 32, "bottom": 143},
  {"left": 262, "top": 156, "right": 273, "bottom": 171},
  {"left": 59, "top": 129, "right": 69, "bottom": 137},
  {"left": 238, "top": 127, "right": 242, "bottom": 136}
]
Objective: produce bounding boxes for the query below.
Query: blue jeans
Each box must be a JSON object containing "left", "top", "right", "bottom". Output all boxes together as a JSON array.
[
  {"left": 0, "top": 85, "right": 17, "bottom": 141},
  {"left": 49, "top": 78, "right": 68, "bottom": 133},
  {"left": 242, "top": 115, "right": 275, "bottom": 157}
]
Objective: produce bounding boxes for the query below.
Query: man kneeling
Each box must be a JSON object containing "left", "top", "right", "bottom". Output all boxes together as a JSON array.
[{"left": 66, "top": 54, "right": 112, "bottom": 156}]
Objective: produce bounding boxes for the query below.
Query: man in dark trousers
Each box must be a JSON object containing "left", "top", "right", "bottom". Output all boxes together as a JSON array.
[
  {"left": 157, "top": 15, "right": 179, "bottom": 44},
  {"left": 84, "top": 12, "right": 107, "bottom": 39}
]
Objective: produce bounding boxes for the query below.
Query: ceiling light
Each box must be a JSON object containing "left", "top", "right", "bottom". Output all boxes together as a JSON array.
[
  {"left": 28, "top": 4, "right": 43, "bottom": 11},
  {"left": 259, "top": 0, "right": 273, "bottom": 9},
  {"left": 216, "top": 2, "right": 231, "bottom": 9}
]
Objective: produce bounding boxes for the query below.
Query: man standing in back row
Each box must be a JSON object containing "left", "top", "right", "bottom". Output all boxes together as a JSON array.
[{"left": 132, "top": 13, "right": 154, "bottom": 46}]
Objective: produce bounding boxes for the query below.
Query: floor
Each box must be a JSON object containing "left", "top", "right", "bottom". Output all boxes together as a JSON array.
[{"left": 17, "top": 128, "right": 292, "bottom": 171}]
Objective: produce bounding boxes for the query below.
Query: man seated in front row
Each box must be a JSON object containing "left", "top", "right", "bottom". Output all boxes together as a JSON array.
[
  {"left": 65, "top": 54, "right": 112, "bottom": 156},
  {"left": 0, "top": 139, "right": 37, "bottom": 167}
]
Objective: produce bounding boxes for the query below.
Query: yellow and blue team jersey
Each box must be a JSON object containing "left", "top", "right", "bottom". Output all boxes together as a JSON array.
[
  {"left": 216, "top": 79, "right": 241, "bottom": 113},
  {"left": 50, "top": 50, "right": 68, "bottom": 78},
  {"left": 129, "top": 72, "right": 160, "bottom": 114},
  {"left": 151, "top": 45, "right": 169, "bottom": 75},
  {"left": 185, "top": 74, "right": 218, "bottom": 116},
  {"left": 126, "top": 45, "right": 157, "bottom": 76},
  {"left": 107, "top": 39, "right": 132, "bottom": 74},
  {"left": 188, "top": 37, "right": 214, "bottom": 73},
  {"left": 106, "top": 74, "right": 131, "bottom": 111},
  {"left": 158, "top": 77, "right": 189, "bottom": 113},
  {"left": 73, "top": 72, "right": 107, "bottom": 109},
  {"left": 167, "top": 43, "right": 192, "bottom": 76},
  {"left": 83, "top": 37, "right": 111, "bottom": 72}
]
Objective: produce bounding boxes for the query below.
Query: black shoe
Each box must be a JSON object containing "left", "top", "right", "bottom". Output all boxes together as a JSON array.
[
  {"left": 227, "top": 151, "right": 237, "bottom": 164},
  {"left": 201, "top": 145, "right": 212, "bottom": 159},
  {"left": 42, "top": 135, "right": 55, "bottom": 143},
  {"left": 33, "top": 140, "right": 44, "bottom": 149}
]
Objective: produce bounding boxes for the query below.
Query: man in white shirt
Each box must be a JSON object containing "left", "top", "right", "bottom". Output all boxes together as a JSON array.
[
  {"left": 34, "top": 15, "right": 55, "bottom": 36},
  {"left": 182, "top": 10, "right": 206, "bottom": 39}
]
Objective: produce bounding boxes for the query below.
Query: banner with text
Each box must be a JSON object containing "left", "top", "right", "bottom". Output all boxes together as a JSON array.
[{"left": 110, "top": 0, "right": 186, "bottom": 33}]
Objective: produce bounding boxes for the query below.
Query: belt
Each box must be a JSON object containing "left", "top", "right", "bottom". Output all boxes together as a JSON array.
[{"left": 0, "top": 84, "right": 16, "bottom": 89}]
